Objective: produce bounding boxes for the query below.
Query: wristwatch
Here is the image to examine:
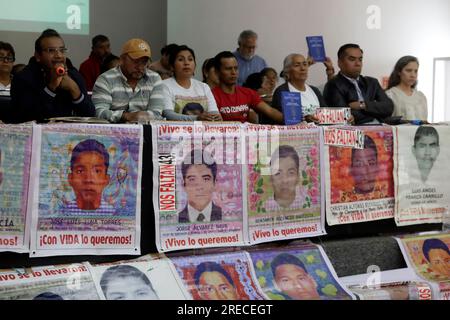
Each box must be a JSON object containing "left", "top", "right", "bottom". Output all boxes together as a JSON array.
[{"left": 359, "top": 101, "right": 366, "bottom": 110}]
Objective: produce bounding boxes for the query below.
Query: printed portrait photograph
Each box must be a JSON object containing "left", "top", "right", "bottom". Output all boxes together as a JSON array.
[
  {"left": 249, "top": 246, "right": 352, "bottom": 300},
  {"left": 171, "top": 251, "right": 265, "bottom": 300}
]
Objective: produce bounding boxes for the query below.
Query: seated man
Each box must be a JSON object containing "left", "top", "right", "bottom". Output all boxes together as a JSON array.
[
  {"left": 178, "top": 150, "right": 222, "bottom": 223},
  {"left": 11, "top": 29, "right": 95, "bottom": 123},
  {"left": 79, "top": 34, "right": 112, "bottom": 91},
  {"left": 0, "top": 41, "right": 15, "bottom": 92},
  {"left": 63, "top": 139, "right": 115, "bottom": 215},
  {"left": 212, "top": 51, "right": 283, "bottom": 124},
  {"left": 271, "top": 253, "right": 320, "bottom": 300},
  {"left": 323, "top": 44, "right": 393, "bottom": 125},
  {"left": 233, "top": 30, "right": 267, "bottom": 86},
  {"left": 92, "top": 38, "right": 162, "bottom": 123},
  {"left": 194, "top": 261, "right": 238, "bottom": 300}
]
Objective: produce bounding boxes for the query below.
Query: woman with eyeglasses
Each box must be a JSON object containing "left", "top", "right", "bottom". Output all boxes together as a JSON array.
[
  {"left": 150, "top": 45, "right": 222, "bottom": 121},
  {"left": 0, "top": 41, "right": 15, "bottom": 93},
  {"left": 10, "top": 29, "right": 95, "bottom": 123}
]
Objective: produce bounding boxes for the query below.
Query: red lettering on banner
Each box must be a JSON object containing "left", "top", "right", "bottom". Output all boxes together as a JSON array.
[{"left": 0, "top": 236, "right": 18, "bottom": 246}]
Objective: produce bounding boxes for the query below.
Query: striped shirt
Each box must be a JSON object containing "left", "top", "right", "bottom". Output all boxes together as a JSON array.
[
  {"left": 92, "top": 66, "right": 163, "bottom": 123},
  {"left": 60, "top": 200, "right": 117, "bottom": 216}
]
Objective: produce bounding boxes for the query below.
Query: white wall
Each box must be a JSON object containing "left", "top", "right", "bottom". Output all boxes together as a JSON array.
[
  {"left": 168, "top": 0, "right": 450, "bottom": 121},
  {"left": 0, "top": 0, "right": 167, "bottom": 68}
]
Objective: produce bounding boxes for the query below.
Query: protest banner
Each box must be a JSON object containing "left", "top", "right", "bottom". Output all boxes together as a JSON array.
[
  {"left": 169, "top": 250, "right": 266, "bottom": 300},
  {"left": 246, "top": 124, "right": 325, "bottom": 244},
  {"left": 29, "top": 124, "right": 143, "bottom": 256},
  {"left": 348, "top": 281, "right": 433, "bottom": 300},
  {"left": 393, "top": 125, "right": 450, "bottom": 226},
  {"left": 88, "top": 258, "right": 189, "bottom": 300},
  {"left": 152, "top": 121, "right": 246, "bottom": 252},
  {"left": 0, "top": 124, "right": 33, "bottom": 252},
  {"left": 247, "top": 243, "right": 354, "bottom": 300},
  {"left": 0, "top": 263, "right": 99, "bottom": 300},
  {"left": 315, "top": 108, "right": 351, "bottom": 125},
  {"left": 324, "top": 126, "right": 395, "bottom": 225},
  {"left": 397, "top": 232, "right": 450, "bottom": 300}
]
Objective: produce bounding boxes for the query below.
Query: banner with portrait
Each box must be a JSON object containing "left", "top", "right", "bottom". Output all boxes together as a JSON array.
[
  {"left": 324, "top": 126, "right": 395, "bottom": 225},
  {"left": 0, "top": 124, "right": 33, "bottom": 253},
  {"left": 152, "top": 122, "right": 246, "bottom": 252},
  {"left": 393, "top": 125, "right": 450, "bottom": 226},
  {"left": 29, "top": 124, "right": 143, "bottom": 256},
  {"left": 168, "top": 250, "right": 266, "bottom": 300},
  {"left": 88, "top": 257, "right": 189, "bottom": 300},
  {"left": 396, "top": 232, "right": 450, "bottom": 300},
  {"left": 0, "top": 263, "right": 99, "bottom": 300},
  {"left": 246, "top": 124, "right": 325, "bottom": 244},
  {"left": 247, "top": 243, "right": 354, "bottom": 300}
]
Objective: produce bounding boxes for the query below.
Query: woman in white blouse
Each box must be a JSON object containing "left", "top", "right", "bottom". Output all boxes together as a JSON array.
[
  {"left": 386, "top": 56, "right": 428, "bottom": 122},
  {"left": 151, "top": 45, "right": 222, "bottom": 121}
]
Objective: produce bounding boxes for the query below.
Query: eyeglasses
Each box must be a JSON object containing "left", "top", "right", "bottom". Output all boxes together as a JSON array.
[
  {"left": 0, "top": 56, "right": 15, "bottom": 63},
  {"left": 41, "top": 47, "right": 68, "bottom": 55}
]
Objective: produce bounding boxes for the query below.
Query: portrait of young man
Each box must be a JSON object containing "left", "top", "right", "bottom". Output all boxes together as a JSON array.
[
  {"left": 411, "top": 126, "right": 440, "bottom": 184},
  {"left": 349, "top": 135, "right": 379, "bottom": 195},
  {"left": 193, "top": 261, "right": 238, "bottom": 300},
  {"left": 64, "top": 139, "right": 114, "bottom": 214},
  {"left": 178, "top": 149, "right": 222, "bottom": 223}
]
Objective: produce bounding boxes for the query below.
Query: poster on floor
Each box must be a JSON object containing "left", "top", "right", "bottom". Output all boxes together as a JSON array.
[
  {"left": 168, "top": 250, "right": 265, "bottom": 300},
  {"left": 393, "top": 125, "right": 450, "bottom": 226},
  {"left": 324, "top": 126, "right": 395, "bottom": 225},
  {"left": 0, "top": 124, "right": 33, "bottom": 253},
  {"left": 88, "top": 258, "right": 189, "bottom": 300},
  {"left": 0, "top": 263, "right": 99, "bottom": 300},
  {"left": 29, "top": 124, "right": 143, "bottom": 256},
  {"left": 152, "top": 121, "right": 246, "bottom": 252},
  {"left": 347, "top": 281, "right": 433, "bottom": 300},
  {"left": 396, "top": 232, "right": 450, "bottom": 299},
  {"left": 246, "top": 124, "right": 325, "bottom": 244},
  {"left": 247, "top": 243, "right": 354, "bottom": 300}
]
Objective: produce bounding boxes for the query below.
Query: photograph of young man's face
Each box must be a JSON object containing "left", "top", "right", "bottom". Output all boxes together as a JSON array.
[{"left": 68, "top": 151, "right": 110, "bottom": 210}]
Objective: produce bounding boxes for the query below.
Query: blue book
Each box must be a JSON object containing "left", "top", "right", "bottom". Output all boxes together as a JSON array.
[
  {"left": 281, "top": 92, "right": 302, "bottom": 125},
  {"left": 306, "top": 36, "right": 326, "bottom": 62}
]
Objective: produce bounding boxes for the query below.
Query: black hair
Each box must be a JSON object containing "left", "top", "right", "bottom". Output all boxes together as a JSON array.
[
  {"left": 34, "top": 29, "right": 62, "bottom": 53},
  {"left": 351, "top": 135, "right": 378, "bottom": 165},
  {"left": 101, "top": 54, "right": 120, "bottom": 73},
  {"left": 422, "top": 238, "right": 449, "bottom": 262},
  {"left": 181, "top": 149, "right": 217, "bottom": 182},
  {"left": 243, "top": 72, "right": 263, "bottom": 90},
  {"left": 413, "top": 126, "right": 439, "bottom": 147},
  {"left": 337, "top": 43, "right": 363, "bottom": 60},
  {"left": 33, "top": 292, "right": 64, "bottom": 300},
  {"left": 0, "top": 41, "right": 15, "bottom": 60},
  {"left": 70, "top": 139, "right": 110, "bottom": 171},
  {"left": 92, "top": 35, "right": 109, "bottom": 48},
  {"left": 182, "top": 102, "right": 204, "bottom": 115},
  {"left": 194, "top": 261, "right": 235, "bottom": 288},
  {"left": 202, "top": 58, "right": 215, "bottom": 83},
  {"left": 161, "top": 43, "right": 179, "bottom": 56},
  {"left": 168, "top": 45, "right": 196, "bottom": 68},
  {"left": 213, "top": 51, "right": 236, "bottom": 72},
  {"left": 271, "top": 253, "right": 307, "bottom": 277}
]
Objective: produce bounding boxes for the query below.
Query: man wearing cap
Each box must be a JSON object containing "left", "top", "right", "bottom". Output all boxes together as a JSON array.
[{"left": 92, "top": 38, "right": 163, "bottom": 123}]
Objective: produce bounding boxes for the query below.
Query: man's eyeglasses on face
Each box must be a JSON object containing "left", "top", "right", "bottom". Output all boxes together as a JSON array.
[
  {"left": 41, "top": 47, "right": 68, "bottom": 55},
  {"left": 0, "top": 56, "right": 15, "bottom": 63}
]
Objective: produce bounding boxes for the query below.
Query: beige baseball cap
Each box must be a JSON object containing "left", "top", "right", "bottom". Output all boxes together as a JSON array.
[{"left": 121, "top": 38, "right": 151, "bottom": 59}]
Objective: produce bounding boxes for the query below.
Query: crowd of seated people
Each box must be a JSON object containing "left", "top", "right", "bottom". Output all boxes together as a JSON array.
[{"left": 1, "top": 28, "right": 429, "bottom": 126}]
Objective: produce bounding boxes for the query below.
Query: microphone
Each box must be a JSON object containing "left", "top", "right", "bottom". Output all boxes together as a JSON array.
[{"left": 55, "top": 66, "right": 65, "bottom": 76}]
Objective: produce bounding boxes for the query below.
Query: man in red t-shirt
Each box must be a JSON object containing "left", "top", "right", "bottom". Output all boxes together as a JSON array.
[{"left": 212, "top": 51, "right": 283, "bottom": 123}]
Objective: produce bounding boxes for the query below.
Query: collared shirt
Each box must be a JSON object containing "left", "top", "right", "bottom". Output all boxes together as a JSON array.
[
  {"left": 60, "top": 200, "right": 116, "bottom": 216},
  {"left": 92, "top": 66, "right": 163, "bottom": 123},
  {"left": 264, "top": 186, "right": 307, "bottom": 212},
  {"left": 233, "top": 50, "right": 267, "bottom": 86},
  {"left": 341, "top": 74, "right": 364, "bottom": 101},
  {"left": 187, "top": 202, "right": 213, "bottom": 223}
]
